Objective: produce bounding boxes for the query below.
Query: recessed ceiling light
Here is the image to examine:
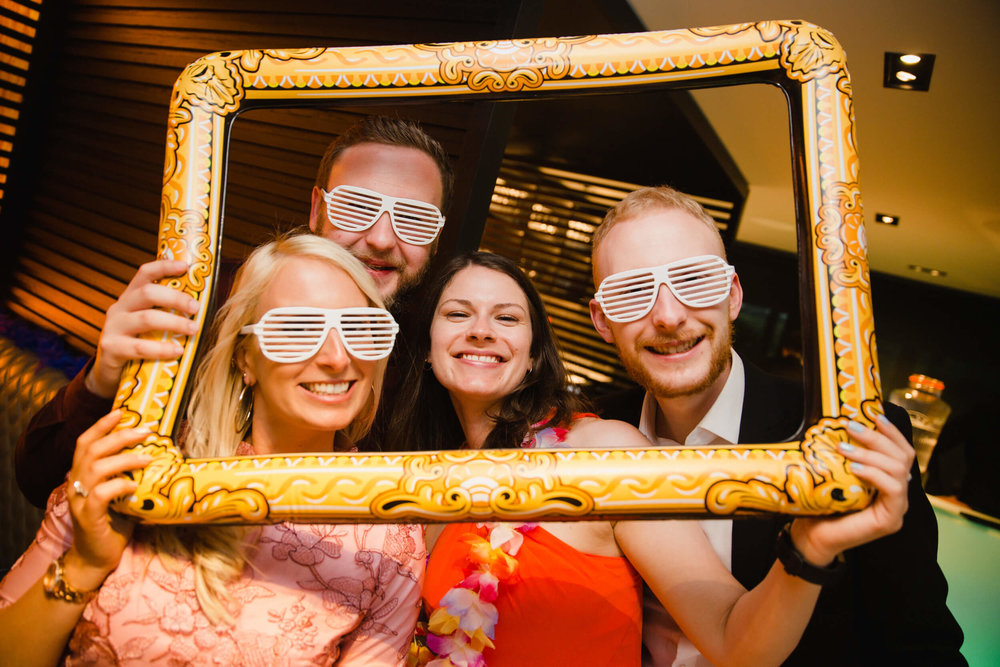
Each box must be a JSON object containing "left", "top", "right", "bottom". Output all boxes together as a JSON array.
[
  {"left": 874, "top": 213, "right": 900, "bottom": 225},
  {"left": 884, "top": 52, "right": 935, "bottom": 91},
  {"left": 909, "top": 264, "right": 947, "bottom": 278}
]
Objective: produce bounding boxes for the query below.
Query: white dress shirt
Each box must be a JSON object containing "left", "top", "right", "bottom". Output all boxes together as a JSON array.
[{"left": 637, "top": 351, "right": 745, "bottom": 667}]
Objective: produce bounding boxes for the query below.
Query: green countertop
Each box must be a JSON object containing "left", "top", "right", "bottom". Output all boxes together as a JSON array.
[{"left": 931, "top": 498, "right": 1000, "bottom": 666}]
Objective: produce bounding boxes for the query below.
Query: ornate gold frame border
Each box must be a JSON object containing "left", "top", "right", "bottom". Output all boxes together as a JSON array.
[{"left": 112, "top": 20, "right": 884, "bottom": 524}]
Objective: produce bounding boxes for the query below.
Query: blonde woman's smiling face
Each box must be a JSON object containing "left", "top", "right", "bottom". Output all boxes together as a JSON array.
[
  {"left": 239, "top": 257, "right": 377, "bottom": 453},
  {"left": 429, "top": 265, "right": 533, "bottom": 412}
]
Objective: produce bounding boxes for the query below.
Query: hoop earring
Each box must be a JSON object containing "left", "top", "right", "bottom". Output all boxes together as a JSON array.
[{"left": 235, "top": 378, "right": 253, "bottom": 433}]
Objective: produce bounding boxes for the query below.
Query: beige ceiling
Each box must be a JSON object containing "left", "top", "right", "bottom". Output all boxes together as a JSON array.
[{"left": 629, "top": 0, "right": 1000, "bottom": 298}]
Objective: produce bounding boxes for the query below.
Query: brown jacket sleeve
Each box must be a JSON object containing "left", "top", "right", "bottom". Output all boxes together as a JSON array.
[{"left": 14, "top": 360, "right": 113, "bottom": 508}]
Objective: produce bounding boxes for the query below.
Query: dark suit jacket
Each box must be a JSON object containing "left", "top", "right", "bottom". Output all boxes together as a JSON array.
[{"left": 598, "top": 362, "right": 966, "bottom": 666}]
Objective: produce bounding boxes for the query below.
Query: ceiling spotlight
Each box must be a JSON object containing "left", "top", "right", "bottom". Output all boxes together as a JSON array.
[
  {"left": 909, "top": 264, "right": 947, "bottom": 278},
  {"left": 874, "top": 213, "right": 900, "bottom": 226},
  {"left": 884, "top": 52, "right": 935, "bottom": 91}
]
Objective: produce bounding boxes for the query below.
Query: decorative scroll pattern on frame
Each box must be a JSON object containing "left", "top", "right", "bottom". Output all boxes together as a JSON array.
[{"left": 111, "top": 20, "right": 886, "bottom": 524}]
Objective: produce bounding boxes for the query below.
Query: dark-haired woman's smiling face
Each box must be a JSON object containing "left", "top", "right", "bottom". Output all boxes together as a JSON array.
[{"left": 429, "top": 265, "right": 533, "bottom": 411}]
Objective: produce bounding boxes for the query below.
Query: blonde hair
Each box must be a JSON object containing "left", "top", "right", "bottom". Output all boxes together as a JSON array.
[
  {"left": 185, "top": 232, "right": 387, "bottom": 454},
  {"left": 149, "top": 231, "right": 388, "bottom": 624},
  {"left": 592, "top": 185, "right": 725, "bottom": 260}
]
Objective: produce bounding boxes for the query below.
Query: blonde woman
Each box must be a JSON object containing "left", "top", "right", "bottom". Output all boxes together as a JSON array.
[{"left": 0, "top": 233, "right": 424, "bottom": 665}]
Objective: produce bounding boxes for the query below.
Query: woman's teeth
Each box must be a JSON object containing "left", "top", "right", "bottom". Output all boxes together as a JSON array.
[
  {"left": 302, "top": 381, "right": 350, "bottom": 395},
  {"left": 460, "top": 353, "right": 501, "bottom": 363}
]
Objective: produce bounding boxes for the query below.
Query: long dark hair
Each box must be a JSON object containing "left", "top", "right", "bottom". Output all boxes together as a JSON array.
[{"left": 386, "top": 252, "right": 587, "bottom": 451}]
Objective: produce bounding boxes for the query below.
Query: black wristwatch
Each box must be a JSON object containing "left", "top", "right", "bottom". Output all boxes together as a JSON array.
[{"left": 775, "top": 523, "right": 845, "bottom": 586}]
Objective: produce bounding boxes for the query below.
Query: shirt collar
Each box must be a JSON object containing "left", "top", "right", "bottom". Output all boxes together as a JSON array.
[{"left": 638, "top": 350, "right": 745, "bottom": 447}]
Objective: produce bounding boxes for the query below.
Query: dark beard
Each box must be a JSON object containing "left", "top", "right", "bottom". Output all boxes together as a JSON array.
[
  {"left": 385, "top": 251, "right": 432, "bottom": 315},
  {"left": 386, "top": 277, "right": 419, "bottom": 318}
]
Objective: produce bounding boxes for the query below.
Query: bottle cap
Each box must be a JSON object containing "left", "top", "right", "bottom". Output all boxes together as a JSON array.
[{"left": 908, "top": 374, "right": 945, "bottom": 392}]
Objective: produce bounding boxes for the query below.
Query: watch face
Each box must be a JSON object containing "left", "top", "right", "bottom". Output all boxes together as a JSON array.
[{"left": 42, "top": 554, "right": 95, "bottom": 603}]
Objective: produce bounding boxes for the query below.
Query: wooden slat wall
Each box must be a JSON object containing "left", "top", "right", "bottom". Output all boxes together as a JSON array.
[
  {"left": 2, "top": 0, "right": 529, "bottom": 354},
  {"left": 0, "top": 0, "right": 42, "bottom": 214},
  {"left": 481, "top": 158, "right": 736, "bottom": 392}
]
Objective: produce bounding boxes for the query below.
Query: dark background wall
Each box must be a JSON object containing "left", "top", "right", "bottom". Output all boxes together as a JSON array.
[{"left": 729, "top": 241, "right": 1000, "bottom": 485}]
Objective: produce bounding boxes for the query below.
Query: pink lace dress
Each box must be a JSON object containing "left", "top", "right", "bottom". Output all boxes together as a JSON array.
[{"left": 1, "top": 483, "right": 425, "bottom": 665}]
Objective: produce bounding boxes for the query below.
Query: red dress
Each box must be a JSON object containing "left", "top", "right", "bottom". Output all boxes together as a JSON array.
[{"left": 423, "top": 523, "right": 642, "bottom": 665}]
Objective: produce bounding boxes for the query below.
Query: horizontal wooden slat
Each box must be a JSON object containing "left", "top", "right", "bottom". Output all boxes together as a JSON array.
[
  {"left": 9, "top": 282, "right": 104, "bottom": 342},
  {"left": 21, "top": 243, "right": 125, "bottom": 296},
  {"left": 18, "top": 257, "right": 115, "bottom": 311},
  {"left": 77, "top": 0, "right": 501, "bottom": 21},
  {"left": 29, "top": 211, "right": 152, "bottom": 265},
  {"left": 24, "top": 228, "right": 137, "bottom": 284}
]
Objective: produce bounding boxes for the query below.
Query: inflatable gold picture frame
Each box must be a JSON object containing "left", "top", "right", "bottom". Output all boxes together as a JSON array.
[{"left": 113, "top": 20, "right": 885, "bottom": 524}]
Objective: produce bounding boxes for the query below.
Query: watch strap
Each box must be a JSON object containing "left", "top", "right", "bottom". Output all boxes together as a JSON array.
[
  {"left": 42, "top": 552, "right": 99, "bottom": 604},
  {"left": 775, "top": 523, "right": 845, "bottom": 586}
]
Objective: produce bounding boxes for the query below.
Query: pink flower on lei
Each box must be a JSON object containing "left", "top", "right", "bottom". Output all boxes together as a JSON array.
[
  {"left": 426, "top": 635, "right": 487, "bottom": 667},
  {"left": 434, "top": 587, "right": 498, "bottom": 639},
  {"left": 459, "top": 570, "right": 499, "bottom": 602},
  {"left": 526, "top": 425, "right": 569, "bottom": 448}
]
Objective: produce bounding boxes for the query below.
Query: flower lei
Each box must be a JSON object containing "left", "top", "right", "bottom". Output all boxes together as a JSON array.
[
  {"left": 410, "top": 522, "right": 536, "bottom": 667},
  {"left": 408, "top": 415, "right": 583, "bottom": 667}
]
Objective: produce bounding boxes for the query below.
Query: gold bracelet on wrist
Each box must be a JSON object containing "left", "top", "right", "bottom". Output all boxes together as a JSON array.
[{"left": 42, "top": 552, "right": 99, "bottom": 604}]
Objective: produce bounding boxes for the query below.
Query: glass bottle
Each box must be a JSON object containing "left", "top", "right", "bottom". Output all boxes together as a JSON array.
[{"left": 888, "top": 374, "right": 952, "bottom": 483}]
